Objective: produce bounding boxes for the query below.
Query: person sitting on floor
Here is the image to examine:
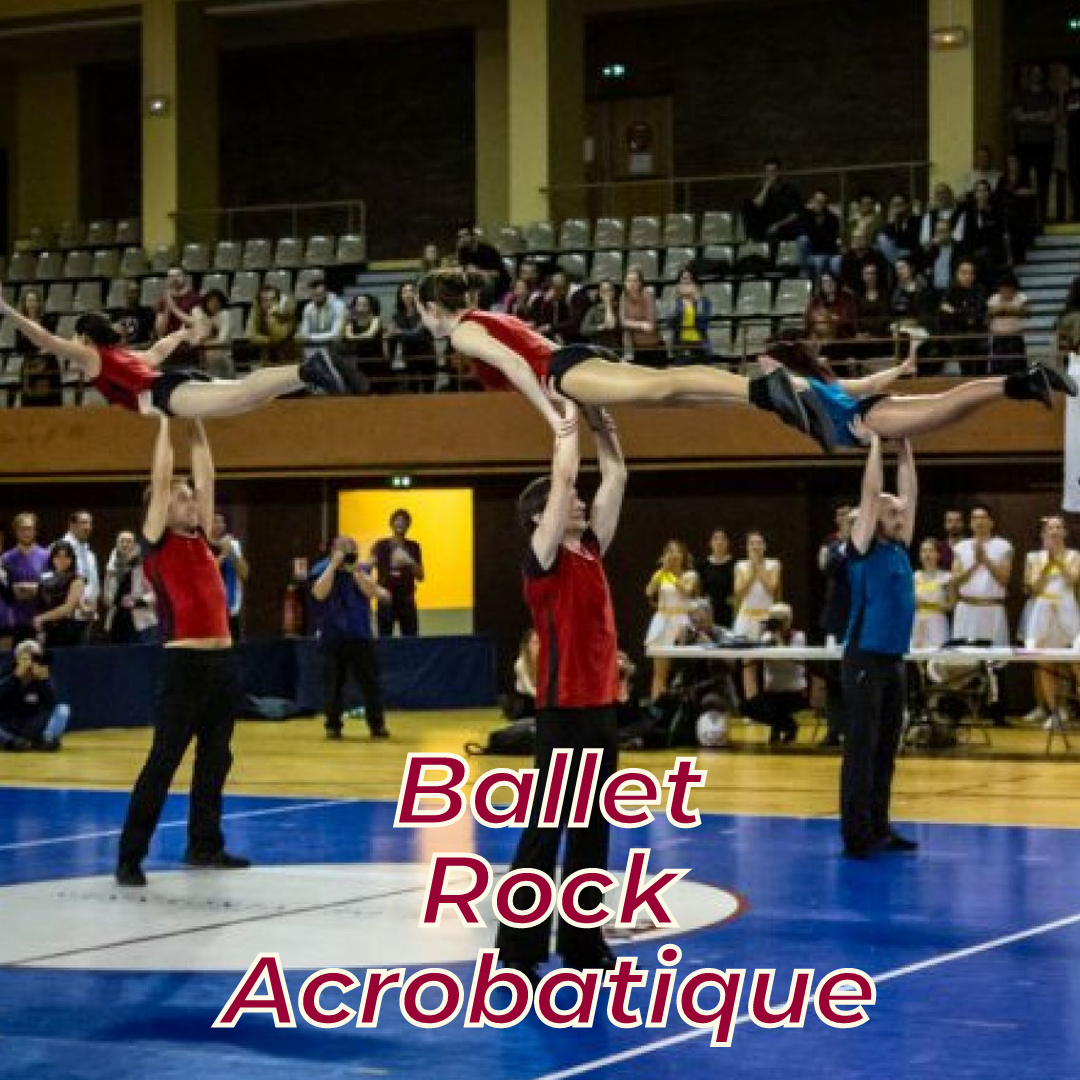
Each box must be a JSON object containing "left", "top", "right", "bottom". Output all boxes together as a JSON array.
[
  {"left": 743, "top": 602, "right": 808, "bottom": 745},
  {"left": 0, "top": 640, "right": 69, "bottom": 751}
]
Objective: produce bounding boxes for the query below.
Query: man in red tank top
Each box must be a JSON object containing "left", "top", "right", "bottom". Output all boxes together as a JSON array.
[
  {"left": 116, "top": 417, "right": 249, "bottom": 887},
  {"left": 495, "top": 400, "right": 627, "bottom": 984}
]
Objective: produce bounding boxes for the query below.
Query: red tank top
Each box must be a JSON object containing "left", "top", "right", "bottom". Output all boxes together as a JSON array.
[
  {"left": 457, "top": 309, "right": 554, "bottom": 391},
  {"left": 92, "top": 345, "right": 160, "bottom": 411},
  {"left": 143, "top": 529, "right": 230, "bottom": 643},
  {"left": 524, "top": 531, "right": 620, "bottom": 709}
]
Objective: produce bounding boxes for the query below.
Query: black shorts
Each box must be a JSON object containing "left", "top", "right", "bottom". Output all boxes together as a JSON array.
[
  {"left": 150, "top": 368, "right": 214, "bottom": 416},
  {"left": 547, "top": 343, "right": 621, "bottom": 399}
]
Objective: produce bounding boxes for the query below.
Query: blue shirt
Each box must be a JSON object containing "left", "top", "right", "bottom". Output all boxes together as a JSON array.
[
  {"left": 844, "top": 538, "right": 915, "bottom": 657},
  {"left": 808, "top": 378, "right": 860, "bottom": 448},
  {"left": 310, "top": 558, "right": 373, "bottom": 641}
]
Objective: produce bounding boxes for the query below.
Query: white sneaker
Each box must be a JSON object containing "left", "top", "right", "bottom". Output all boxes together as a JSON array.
[{"left": 1024, "top": 706, "right": 1049, "bottom": 724}]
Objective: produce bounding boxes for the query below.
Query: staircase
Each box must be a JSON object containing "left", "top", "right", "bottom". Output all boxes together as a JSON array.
[{"left": 1016, "top": 226, "right": 1080, "bottom": 360}]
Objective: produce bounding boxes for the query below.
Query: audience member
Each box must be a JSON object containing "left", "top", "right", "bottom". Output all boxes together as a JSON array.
[
  {"left": 505, "top": 627, "right": 539, "bottom": 720},
  {"left": 420, "top": 242, "right": 441, "bottom": 274},
  {"left": 952, "top": 506, "right": 1013, "bottom": 649},
  {"left": 920, "top": 183, "right": 969, "bottom": 249},
  {"left": 1011, "top": 64, "right": 1057, "bottom": 221},
  {"left": 939, "top": 508, "right": 967, "bottom": 571},
  {"left": 34, "top": 540, "right": 85, "bottom": 649},
  {"left": 912, "top": 537, "right": 953, "bottom": 649},
  {"left": 501, "top": 277, "right": 539, "bottom": 325},
  {"left": 804, "top": 270, "right": 856, "bottom": 345},
  {"left": 967, "top": 180, "right": 1008, "bottom": 281},
  {"left": 385, "top": 282, "right": 436, "bottom": 392},
  {"left": 62, "top": 511, "right": 100, "bottom": 642},
  {"left": 3, "top": 513, "right": 48, "bottom": 645},
  {"left": 853, "top": 261, "right": 892, "bottom": 344},
  {"left": 0, "top": 640, "right": 69, "bottom": 752},
  {"left": 297, "top": 277, "right": 346, "bottom": 362},
  {"left": 963, "top": 145, "right": 1003, "bottom": 196},
  {"left": 343, "top": 293, "right": 385, "bottom": 391},
  {"left": 0, "top": 534, "right": 9, "bottom": 650},
  {"left": 698, "top": 528, "right": 735, "bottom": 629},
  {"left": 986, "top": 271, "right": 1029, "bottom": 376},
  {"left": 1057, "top": 275, "right": 1080, "bottom": 359},
  {"left": 103, "top": 530, "right": 157, "bottom": 645},
  {"left": 455, "top": 224, "right": 511, "bottom": 306},
  {"left": 939, "top": 259, "right": 988, "bottom": 374},
  {"left": 889, "top": 257, "right": 937, "bottom": 334},
  {"left": 154, "top": 266, "right": 201, "bottom": 365},
  {"left": 246, "top": 285, "right": 298, "bottom": 368},
  {"left": 112, "top": 279, "right": 155, "bottom": 347},
  {"left": 580, "top": 278, "right": 622, "bottom": 351},
  {"left": 645, "top": 540, "right": 699, "bottom": 699},
  {"left": 534, "top": 272, "right": 578, "bottom": 344},
  {"left": 371, "top": 509, "right": 424, "bottom": 637},
  {"left": 999, "top": 152, "right": 1040, "bottom": 262},
  {"left": 620, "top": 265, "right": 664, "bottom": 365},
  {"left": 818, "top": 505, "right": 855, "bottom": 746},
  {"left": 797, "top": 189, "right": 842, "bottom": 278},
  {"left": 15, "top": 289, "right": 61, "bottom": 407},
  {"left": 666, "top": 266, "right": 712, "bottom": 362},
  {"left": 310, "top": 535, "right": 390, "bottom": 739},
  {"left": 742, "top": 157, "right": 802, "bottom": 243},
  {"left": 733, "top": 531, "right": 781, "bottom": 642},
  {"left": 846, "top": 191, "right": 884, "bottom": 248},
  {"left": 926, "top": 218, "right": 965, "bottom": 294},
  {"left": 199, "top": 289, "right": 233, "bottom": 377},
  {"left": 210, "top": 513, "right": 248, "bottom": 642},
  {"left": 742, "top": 602, "right": 807, "bottom": 745},
  {"left": 878, "top": 193, "right": 921, "bottom": 265},
  {"left": 838, "top": 225, "right": 891, "bottom": 295}
]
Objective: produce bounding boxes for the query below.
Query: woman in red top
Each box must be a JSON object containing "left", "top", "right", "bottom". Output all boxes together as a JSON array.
[
  {"left": 0, "top": 291, "right": 350, "bottom": 417},
  {"left": 417, "top": 269, "right": 828, "bottom": 449}
]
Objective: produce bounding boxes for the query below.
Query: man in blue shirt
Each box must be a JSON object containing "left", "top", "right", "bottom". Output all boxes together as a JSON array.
[
  {"left": 310, "top": 537, "right": 390, "bottom": 740},
  {"left": 841, "top": 422, "right": 918, "bottom": 858}
]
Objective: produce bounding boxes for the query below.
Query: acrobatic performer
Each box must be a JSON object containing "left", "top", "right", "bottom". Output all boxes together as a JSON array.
[
  {"left": 0, "top": 292, "right": 351, "bottom": 417},
  {"left": 417, "top": 269, "right": 829, "bottom": 449},
  {"left": 760, "top": 330, "right": 1076, "bottom": 450}
]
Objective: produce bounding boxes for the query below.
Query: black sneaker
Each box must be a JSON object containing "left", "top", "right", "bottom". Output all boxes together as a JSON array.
[
  {"left": 565, "top": 945, "right": 618, "bottom": 972},
  {"left": 877, "top": 830, "right": 918, "bottom": 853},
  {"left": 749, "top": 368, "right": 812, "bottom": 440},
  {"left": 1005, "top": 363, "right": 1078, "bottom": 409},
  {"left": 183, "top": 849, "right": 251, "bottom": 869},
  {"left": 116, "top": 860, "right": 147, "bottom": 888},
  {"left": 3, "top": 736, "right": 31, "bottom": 752},
  {"left": 299, "top": 351, "right": 348, "bottom": 396},
  {"left": 33, "top": 737, "right": 62, "bottom": 752},
  {"left": 370, "top": 727, "right": 390, "bottom": 739},
  {"left": 325, "top": 726, "right": 343, "bottom": 740},
  {"left": 502, "top": 961, "right": 541, "bottom": 989}
]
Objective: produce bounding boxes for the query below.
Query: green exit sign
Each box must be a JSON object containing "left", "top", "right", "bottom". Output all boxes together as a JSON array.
[{"left": 1070, "top": 16, "right": 1080, "bottom": 31}]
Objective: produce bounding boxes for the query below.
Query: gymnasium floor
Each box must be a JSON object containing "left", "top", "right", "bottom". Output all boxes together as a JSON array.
[{"left": 1, "top": 711, "right": 1079, "bottom": 1080}]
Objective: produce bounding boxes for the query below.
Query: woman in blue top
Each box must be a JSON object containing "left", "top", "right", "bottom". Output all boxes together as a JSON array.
[{"left": 760, "top": 329, "right": 1076, "bottom": 450}]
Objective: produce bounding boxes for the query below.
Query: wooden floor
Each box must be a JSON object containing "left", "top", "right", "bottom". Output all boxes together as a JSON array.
[{"left": 2, "top": 709, "right": 1078, "bottom": 829}]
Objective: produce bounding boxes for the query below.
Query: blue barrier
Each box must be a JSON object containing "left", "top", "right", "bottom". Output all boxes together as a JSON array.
[{"left": 48, "top": 636, "right": 498, "bottom": 731}]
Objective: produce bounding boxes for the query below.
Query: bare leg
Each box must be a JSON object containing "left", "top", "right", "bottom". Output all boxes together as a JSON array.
[
  {"left": 651, "top": 657, "right": 671, "bottom": 700},
  {"left": 559, "top": 358, "right": 751, "bottom": 407},
  {"left": 1037, "top": 665, "right": 1059, "bottom": 714},
  {"left": 863, "top": 379, "right": 1006, "bottom": 440},
  {"left": 166, "top": 367, "right": 306, "bottom": 420}
]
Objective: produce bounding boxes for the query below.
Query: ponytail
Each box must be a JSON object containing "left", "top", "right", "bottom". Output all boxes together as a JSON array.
[
  {"left": 417, "top": 268, "right": 489, "bottom": 313},
  {"left": 765, "top": 330, "right": 832, "bottom": 381},
  {"left": 74, "top": 312, "right": 121, "bottom": 348}
]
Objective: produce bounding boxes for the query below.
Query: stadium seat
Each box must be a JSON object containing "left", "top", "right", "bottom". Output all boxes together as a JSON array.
[
  {"left": 45, "top": 283, "right": 74, "bottom": 315},
  {"left": 119, "top": 247, "right": 150, "bottom": 278},
  {"left": 263, "top": 269, "right": 293, "bottom": 297},
  {"left": 226, "top": 306, "right": 247, "bottom": 340},
  {"left": 626, "top": 249, "right": 660, "bottom": 282},
  {"left": 36, "top": 252, "right": 64, "bottom": 280},
  {"left": 181, "top": 242, "right": 210, "bottom": 274},
  {"left": 139, "top": 277, "right": 165, "bottom": 308},
  {"left": 149, "top": 244, "right": 178, "bottom": 273},
  {"left": 735, "top": 279, "right": 774, "bottom": 317},
  {"left": 775, "top": 241, "right": 802, "bottom": 274},
  {"left": 703, "top": 281, "right": 734, "bottom": 316},
  {"left": 304, "top": 235, "right": 335, "bottom": 266},
  {"left": 700, "top": 210, "right": 737, "bottom": 245},
  {"left": 62, "top": 251, "right": 93, "bottom": 280},
  {"left": 629, "top": 216, "right": 661, "bottom": 248},
  {"left": 26, "top": 225, "right": 51, "bottom": 250},
  {"left": 663, "top": 213, "right": 696, "bottom": 246},
  {"left": 55, "top": 314, "right": 79, "bottom": 337},
  {"left": 590, "top": 250, "right": 625, "bottom": 283},
  {"left": 230, "top": 271, "right": 261, "bottom": 305},
  {"left": 557, "top": 252, "right": 588, "bottom": 281},
  {"left": 55, "top": 222, "right": 86, "bottom": 249},
  {"left": 7, "top": 251, "right": 37, "bottom": 282},
  {"left": 663, "top": 247, "right": 697, "bottom": 278},
  {"left": 213, "top": 241, "right": 242, "bottom": 272},
  {"left": 739, "top": 318, "right": 773, "bottom": 356},
  {"left": 243, "top": 239, "right": 273, "bottom": 271},
  {"left": 774, "top": 278, "right": 812, "bottom": 317},
  {"left": 558, "top": 218, "right": 590, "bottom": 250},
  {"left": 199, "top": 272, "right": 231, "bottom": 298},
  {"left": 593, "top": 218, "right": 627, "bottom": 250},
  {"left": 335, "top": 234, "right": 365, "bottom": 264},
  {"left": 737, "top": 241, "right": 772, "bottom": 271},
  {"left": 702, "top": 243, "right": 736, "bottom": 270},
  {"left": 115, "top": 219, "right": 141, "bottom": 246},
  {"left": 273, "top": 237, "right": 304, "bottom": 269},
  {"left": 86, "top": 220, "right": 116, "bottom": 246},
  {"left": 105, "top": 279, "right": 128, "bottom": 309},
  {"left": 0, "top": 318, "right": 15, "bottom": 352},
  {"left": 496, "top": 226, "right": 525, "bottom": 256},
  {"left": 74, "top": 281, "right": 103, "bottom": 312},
  {"left": 524, "top": 221, "right": 555, "bottom": 251},
  {"left": 295, "top": 268, "right": 323, "bottom": 301},
  {"left": 91, "top": 250, "right": 120, "bottom": 279}
]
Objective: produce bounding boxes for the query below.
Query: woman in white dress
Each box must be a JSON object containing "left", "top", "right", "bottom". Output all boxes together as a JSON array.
[
  {"left": 911, "top": 537, "right": 953, "bottom": 649},
  {"left": 733, "top": 531, "right": 782, "bottom": 641},
  {"left": 1024, "top": 515, "right": 1080, "bottom": 727},
  {"left": 645, "top": 540, "right": 699, "bottom": 699}
]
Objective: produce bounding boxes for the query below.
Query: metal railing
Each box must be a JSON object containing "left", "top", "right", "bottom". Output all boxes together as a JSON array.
[{"left": 170, "top": 199, "right": 366, "bottom": 247}]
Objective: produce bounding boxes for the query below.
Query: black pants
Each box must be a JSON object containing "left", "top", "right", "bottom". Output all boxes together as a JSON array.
[
  {"left": 840, "top": 652, "right": 905, "bottom": 851},
  {"left": 744, "top": 691, "right": 804, "bottom": 740},
  {"left": 1020, "top": 143, "right": 1054, "bottom": 222},
  {"left": 496, "top": 707, "right": 619, "bottom": 966},
  {"left": 322, "top": 637, "right": 386, "bottom": 733},
  {"left": 377, "top": 595, "right": 418, "bottom": 637},
  {"left": 118, "top": 648, "right": 239, "bottom": 865}
]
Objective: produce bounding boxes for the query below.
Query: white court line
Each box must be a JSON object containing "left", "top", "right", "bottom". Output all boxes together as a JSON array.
[
  {"left": 0, "top": 796, "right": 361, "bottom": 853},
  {"left": 528, "top": 909, "right": 1080, "bottom": 1080}
]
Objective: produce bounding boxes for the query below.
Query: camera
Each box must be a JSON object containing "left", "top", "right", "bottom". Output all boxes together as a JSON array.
[
  {"left": 343, "top": 552, "right": 358, "bottom": 567},
  {"left": 762, "top": 616, "right": 785, "bottom": 633}
]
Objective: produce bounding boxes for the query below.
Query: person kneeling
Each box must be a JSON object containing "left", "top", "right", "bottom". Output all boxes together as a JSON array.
[
  {"left": 743, "top": 602, "right": 807, "bottom": 744},
  {"left": 0, "top": 640, "right": 70, "bottom": 751}
]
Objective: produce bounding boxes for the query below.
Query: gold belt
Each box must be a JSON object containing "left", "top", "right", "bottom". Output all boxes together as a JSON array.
[
  {"left": 916, "top": 603, "right": 948, "bottom": 614},
  {"left": 740, "top": 607, "right": 770, "bottom": 617},
  {"left": 958, "top": 597, "right": 1004, "bottom": 608}
]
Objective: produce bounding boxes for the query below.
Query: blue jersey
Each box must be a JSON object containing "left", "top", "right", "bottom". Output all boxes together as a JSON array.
[
  {"left": 808, "top": 378, "right": 861, "bottom": 448},
  {"left": 844, "top": 539, "right": 916, "bottom": 657}
]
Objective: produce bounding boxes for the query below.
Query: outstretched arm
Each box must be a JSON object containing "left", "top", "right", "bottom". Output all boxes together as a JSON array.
[
  {"left": 189, "top": 420, "right": 215, "bottom": 535},
  {"left": 0, "top": 289, "right": 97, "bottom": 368},
  {"left": 850, "top": 422, "right": 883, "bottom": 554},
  {"left": 143, "top": 415, "right": 174, "bottom": 544},
  {"left": 531, "top": 405, "right": 581, "bottom": 571},
  {"left": 836, "top": 341, "right": 919, "bottom": 398},
  {"left": 585, "top": 407, "right": 627, "bottom": 556},
  {"left": 896, "top": 438, "right": 917, "bottom": 547},
  {"left": 137, "top": 324, "right": 205, "bottom": 368}
]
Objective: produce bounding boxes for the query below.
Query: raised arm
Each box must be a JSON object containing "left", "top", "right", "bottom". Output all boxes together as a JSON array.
[
  {"left": 584, "top": 407, "right": 627, "bottom": 555},
  {"left": 0, "top": 290, "right": 97, "bottom": 368},
  {"left": 531, "top": 405, "right": 581, "bottom": 571},
  {"left": 850, "top": 425, "right": 883, "bottom": 554},
  {"left": 138, "top": 324, "right": 204, "bottom": 368},
  {"left": 142, "top": 415, "right": 174, "bottom": 544},
  {"left": 188, "top": 420, "right": 215, "bottom": 535},
  {"left": 895, "top": 438, "right": 917, "bottom": 547},
  {"left": 836, "top": 341, "right": 918, "bottom": 397}
]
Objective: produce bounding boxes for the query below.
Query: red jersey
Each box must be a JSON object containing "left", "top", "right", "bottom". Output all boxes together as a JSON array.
[
  {"left": 458, "top": 309, "right": 553, "bottom": 391},
  {"left": 524, "top": 530, "right": 620, "bottom": 709},
  {"left": 143, "top": 529, "right": 230, "bottom": 642},
  {"left": 92, "top": 345, "right": 160, "bottom": 411}
]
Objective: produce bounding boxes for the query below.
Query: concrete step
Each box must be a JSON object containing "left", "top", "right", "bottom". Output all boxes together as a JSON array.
[
  {"left": 1034, "top": 233, "right": 1080, "bottom": 248},
  {"left": 1024, "top": 249, "right": 1079, "bottom": 265},
  {"left": 1018, "top": 269, "right": 1075, "bottom": 284}
]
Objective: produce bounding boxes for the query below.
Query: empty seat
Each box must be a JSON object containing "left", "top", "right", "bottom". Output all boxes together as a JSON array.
[
  {"left": 181, "top": 242, "right": 210, "bottom": 273},
  {"left": 86, "top": 220, "right": 115, "bottom": 246},
  {"left": 115, "top": 219, "right": 141, "bottom": 246},
  {"left": 702, "top": 243, "right": 736, "bottom": 268},
  {"left": 119, "top": 247, "right": 150, "bottom": 278},
  {"left": 273, "top": 237, "right": 303, "bottom": 269},
  {"left": 335, "top": 234, "right": 365, "bottom": 264},
  {"left": 773, "top": 278, "right": 812, "bottom": 316},
  {"left": 295, "top": 268, "right": 324, "bottom": 301},
  {"left": 557, "top": 252, "right": 588, "bottom": 280},
  {"left": 739, "top": 319, "right": 773, "bottom": 356},
  {"left": 242, "top": 238, "right": 273, "bottom": 271},
  {"left": 63, "top": 250, "right": 93, "bottom": 279},
  {"left": 74, "top": 281, "right": 103, "bottom": 312},
  {"left": 213, "top": 241, "right": 242, "bottom": 272},
  {"left": 700, "top": 210, "right": 737, "bottom": 245},
  {"left": 199, "top": 272, "right": 230, "bottom": 298},
  {"left": 139, "top": 277, "right": 165, "bottom": 308},
  {"left": 230, "top": 270, "right": 261, "bottom": 305},
  {"left": 496, "top": 226, "right": 524, "bottom": 256},
  {"left": 105, "top": 278, "right": 128, "bottom": 309},
  {"left": 708, "top": 323, "right": 734, "bottom": 356},
  {"left": 91, "top": 249, "right": 120, "bottom": 279},
  {"left": 735, "top": 279, "right": 774, "bottom": 317},
  {"left": 149, "top": 244, "right": 178, "bottom": 273},
  {"left": 590, "top": 250, "right": 625, "bottom": 282},
  {"left": 55, "top": 314, "right": 79, "bottom": 338},
  {"left": 27, "top": 225, "right": 51, "bottom": 250},
  {"left": 263, "top": 269, "right": 293, "bottom": 297},
  {"left": 1, "top": 285, "right": 14, "bottom": 306},
  {"left": 8, "top": 251, "right": 37, "bottom": 282},
  {"left": 626, "top": 249, "right": 660, "bottom": 281},
  {"left": 36, "top": 252, "right": 64, "bottom": 280},
  {"left": 703, "top": 281, "right": 734, "bottom": 316},
  {"left": 55, "top": 222, "right": 86, "bottom": 249},
  {"left": 227, "top": 306, "right": 247, "bottom": 341},
  {"left": 593, "top": 218, "right": 626, "bottom": 250},
  {"left": 663, "top": 213, "right": 696, "bottom": 246},
  {"left": 558, "top": 218, "right": 590, "bottom": 250},
  {"left": 45, "top": 283, "right": 74, "bottom": 314},
  {"left": 629, "top": 216, "right": 661, "bottom": 248},
  {"left": 775, "top": 241, "right": 802, "bottom": 274},
  {"left": 524, "top": 221, "right": 555, "bottom": 251},
  {"left": 304, "top": 235, "right": 335, "bottom": 266},
  {"left": 0, "top": 318, "right": 16, "bottom": 351},
  {"left": 737, "top": 241, "right": 772, "bottom": 269},
  {"left": 663, "top": 247, "right": 697, "bottom": 278}
]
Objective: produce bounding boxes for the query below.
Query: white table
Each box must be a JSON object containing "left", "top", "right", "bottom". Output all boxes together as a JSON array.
[{"left": 647, "top": 645, "right": 1080, "bottom": 664}]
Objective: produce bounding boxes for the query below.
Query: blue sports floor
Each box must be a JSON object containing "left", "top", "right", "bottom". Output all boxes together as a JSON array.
[{"left": 1, "top": 785, "right": 1078, "bottom": 1080}]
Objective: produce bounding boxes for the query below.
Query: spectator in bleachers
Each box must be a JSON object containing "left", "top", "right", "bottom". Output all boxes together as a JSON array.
[
  {"left": 742, "top": 157, "right": 802, "bottom": 243},
  {"left": 3, "top": 514, "right": 48, "bottom": 646},
  {"left": 847, "top": 191, "right": 884, "bottom": 248},
  {"left": 912, "top": 537, "right": 953, "bottom": 649},
  {"left": 62, "top": 511, "right": 100, "bottom": 642},
  {"left": 534, "top": 271, "right": 579, "bottom": 345},
  {"left": 343, "top": 293, "right": 385, "bottom": 390},
  {"left": 620, "top": 265, "right": 664, "bottom": 366},
  {"left": 939, "top": 259, "right": 988, "bottom": 375},
  {"left": 890, "top": 256, "right": 937, "bottom": 335},
  {"left": 967, "top": 180, "right": 1008, "bottom": 284},
  {"left": 939, "top": 509, "right": 967, "bottom": 572},
  {"left": 456, "top": 224, "right": 510, "bottom": 308},
  {"left": 644, "top": 540, "right": 699, "bottom": 699},
  {"left": 297, "top": 277, "right": 346, "bottom": 362},
  {"left": 665, "top": 266, "right": 712, "bottom": 363},
  {"left": 804, "top": 270, "right": 856, "bottom": 346},
  {"left": 742, "top": 602, "right": 807, "bottom": 745},
  {"left": 199, "top": 290, "right": 233, "bottom": 378},
  {"left": 797, "top": 189, "right": 842, "bottom": 280},
  {"left": 999, "top": 153, "right": 1040, "bottom": 263},
  {"left": 385, "top": 282, "right": 436, "bottom": 392},
  {"left": 15, "top": 289, "right": 61, "bottom": 408},
  {"left": 963, "top": 145, "right": 1004, "bottom": 196},
  {"left": 500, "top": 277, "right": 539, "bottom": 325},
  {"left": 154, "top": 266, "right": 201, "bottom": 365},
  {"left": 580, "top": 278, "right": 622, "bottom": 351},
  {"left": 926, "top": 218, "right": 964, "bottom": 294},
  {"left": 0, "top": 532, "right": 9, "bottom": 651},
  {"left": 952, "top": 506, "right": 1013, "bottom": 648},
  {"left": 1011, "top": 63, "right": 1057, "bottom": 222},
  {"left": 421, "top": 242, "right": 442, "bottom": 273},
  {"left": 246, "top": 284, "right": 298, "bottom": 368},
  {"left": 210, "top": 513, "right": 247, "bottom": 642},
  {"left": 920, "top": 183, "right": 969, "bottom": 251},
  {"left": 103, "top": 530, "right": 157, "bottom": 645},
  {"left": 1055, "top": 275, "right": 1080, "bottom": 358},
  {"left": 112, "top": 279, "right": 155, "bottom": 347},
  {"left": 838, "top": 224, "right": 891, "bottom": 295},
  {"left": 733, "top": 531, "right": 782, "bottom": 642},
  {"left": 853, "top": 261, "right": 892, "bottom": 345},
  {"left": 878, "top": 193, "right": 922, "bottom": 266},
  {"left": 33, "top": 540, "right": 85, "bottom": 649},
  {"left": 987, "top": 271, "right": 1029, "bottom": 376},
  {"left": 0, "top": 640, "right": 69, "bottom": 752},
  {"left": 698, "top": 528, "right": 735, "bottom": 629}
]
